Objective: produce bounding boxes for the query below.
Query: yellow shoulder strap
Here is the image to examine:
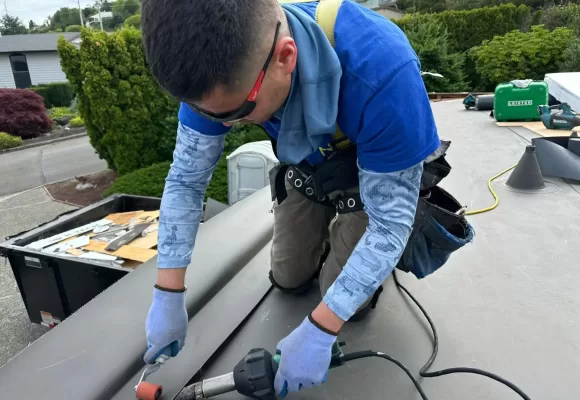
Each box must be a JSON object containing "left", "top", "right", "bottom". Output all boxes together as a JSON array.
[
  {"left": 277, "top": 0, "right": 341, "bottom": 47},
  {"left": 315, "top": 0, "right": 342, "bottom": 47}
]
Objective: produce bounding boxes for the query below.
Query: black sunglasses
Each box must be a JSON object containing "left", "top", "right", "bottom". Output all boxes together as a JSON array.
[{"left": 187, "top": 21, "right": 282, "bottom": 123}]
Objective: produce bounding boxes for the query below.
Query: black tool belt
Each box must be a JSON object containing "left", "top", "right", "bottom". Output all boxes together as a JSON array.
[
  {"left": 284, "top": 165, "right": 364, "bottom": 214},
  {"left": 269, "top": 141, "right": 453, "bottom": 215},
  {"left": 269, "top": 144, "right": 363, "bottom": 213}
]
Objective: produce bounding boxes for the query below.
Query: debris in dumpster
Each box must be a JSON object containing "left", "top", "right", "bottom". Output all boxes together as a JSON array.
[
  {"left": 44, "top": 235, "right": 90, "bottom": 254},
  {"left": 66, "top": 248, "right": 84, "bottom": 256},
  {"left": 26, "top": 219, "right": 113, "bottom": 250},
  {"left": 91, "top": 225, "right": 129, "bottom": 240},
  {"left": 93, "top": 225, "right": 111, "bottom": 234},
  {"left": 83, "top": 240, "right": 157, "bottom": 263},
  {"left": 105, "top": 221, "right": 153, "bottom": 251},
  {"left": 78, "top": 252, "right": 118, "bottom": 261},
  {"left": 23, "top": 210, "right": 161, "bottom": 269},
  {"left": 105, "top": 210, "right": 145, "bottom": 225}
]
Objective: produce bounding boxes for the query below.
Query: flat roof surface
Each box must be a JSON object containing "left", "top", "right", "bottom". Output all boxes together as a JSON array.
[
  {"left": 0, "top": 100, "right": 578, "bottom": 400},
  {"left": 196, "top": 100, "right": 580, "bottom": 400}
]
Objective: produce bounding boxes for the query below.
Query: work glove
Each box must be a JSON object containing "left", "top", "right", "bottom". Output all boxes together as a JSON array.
[
  {"left": 143, "top": 286, "right": 188, "bottom": 364},
  {"left": 274, "top": 316, "right": 337, "bottom": 398}
]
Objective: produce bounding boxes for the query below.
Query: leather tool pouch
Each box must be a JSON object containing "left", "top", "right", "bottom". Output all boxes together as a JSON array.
[{"left": 395, "top": 185, "right": 474, "bottom": 279}]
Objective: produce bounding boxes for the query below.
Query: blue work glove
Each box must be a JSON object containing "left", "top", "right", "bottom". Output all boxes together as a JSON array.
[
  {"left": 143, "top": 286, "right": 188, "bottom": 364},
  {"left": 274, "top": 316, "right": 338, "bottom": 397}
]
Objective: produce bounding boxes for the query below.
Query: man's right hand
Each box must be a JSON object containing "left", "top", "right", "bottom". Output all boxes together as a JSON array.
[{"left": 143, "top": 285, "right": 188, "bottom": 364}]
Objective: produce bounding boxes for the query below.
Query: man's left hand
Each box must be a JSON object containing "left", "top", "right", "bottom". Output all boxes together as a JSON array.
[{"left": 274, "top": 315, "right": 338, "bottom": 398}]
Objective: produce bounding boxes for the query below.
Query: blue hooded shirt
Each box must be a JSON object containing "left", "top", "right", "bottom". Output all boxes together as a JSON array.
[{"left": 159, "top": 0, "right": 440, "bottom": 320}]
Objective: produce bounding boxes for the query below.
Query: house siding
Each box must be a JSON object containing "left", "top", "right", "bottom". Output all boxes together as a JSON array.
[
  {"left": 0, "top": 51, "right": 68, "bottom": 89},
  {"left": 25, "top": 52, "right": 68, "bottom": 85},
  {"left": 0, "top": 54, "right": 16, "bottom": 88}
]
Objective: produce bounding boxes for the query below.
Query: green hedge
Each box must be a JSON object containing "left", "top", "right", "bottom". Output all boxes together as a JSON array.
[
  {"left": 104, "top": 124, "right": 269, "bottom": 203},
  {"left": 66, "top": 25, "right": 83, "bottom": 32},
  {"left": 69, "top": 116, "right": 84, "bottom": 127},
  {"left": 124, "top": 14, "right": 140, "bottom": 29},
  {"left": 57, "top": 28, "right": 179, "bottom": 175},
  {"left": 395, "top": 3, "right": 532, "bottom": 53},
  {"left": 560, "top": 38, "right": 580, "bottom": 72},
  {"left": 48, "top": 107, "right": 78, "bottom": 119},
  {"left": 537, "top": 4, "right": 580, "bottom": 34},
  {"left": 29, "top": 82, "right": 74, "bottom": 108},
  {"left": 0, "top": 132, "right": 23, "bottom": 150},
  {"left": 472, "top": 25, "right": 574, "bottom": 86},
  {"left": 403, "top": 19, "right": 468, "bottom": 92}
]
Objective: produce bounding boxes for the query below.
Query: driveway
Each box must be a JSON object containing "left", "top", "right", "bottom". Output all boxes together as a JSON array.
[{"left": 0, "top": 136, "right": 108, "bottom": 197}]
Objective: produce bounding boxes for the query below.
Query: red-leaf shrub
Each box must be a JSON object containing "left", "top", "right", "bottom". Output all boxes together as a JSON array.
[{"left": 0, "top": 88, "right": 53, "bottom": 140}]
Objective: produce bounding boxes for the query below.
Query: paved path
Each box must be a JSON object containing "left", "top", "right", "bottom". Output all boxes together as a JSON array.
[
  {"left": 0, "top": 188, "right": 77, "bottom": 367},
  {"left": 0, "top": 136, "right": 108, "bottom": 197}
]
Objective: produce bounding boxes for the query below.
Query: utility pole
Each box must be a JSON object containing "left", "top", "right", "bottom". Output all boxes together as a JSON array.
[
  {"left": 78, "top": 0, "right": 84, "bottom": 26},
  {"left": 4, "top": 1, "right": 8, "bottom": 16},
  {"left": 98, "top": 1, "right": 104, "bottom": 31}
]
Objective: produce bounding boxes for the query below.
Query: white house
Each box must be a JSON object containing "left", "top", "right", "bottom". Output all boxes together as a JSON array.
[
  {"left": 0, "top": 33, "right": 80, "bottom": 89},
  {"left": 357, "top": 0, "right": 405, "bottom": 19},
  {"left": 86, "top": 11, "right": 113, "bottom": 27}
]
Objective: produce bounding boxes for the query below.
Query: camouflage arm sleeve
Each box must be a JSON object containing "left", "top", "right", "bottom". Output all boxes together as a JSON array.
[{"left": 157, "top": 122, "right": 226, "bottom": 269}]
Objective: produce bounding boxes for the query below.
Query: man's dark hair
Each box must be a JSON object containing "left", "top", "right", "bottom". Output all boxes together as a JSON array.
[{"left": 141, "top": 0, "right": 278, "bottom": 102}]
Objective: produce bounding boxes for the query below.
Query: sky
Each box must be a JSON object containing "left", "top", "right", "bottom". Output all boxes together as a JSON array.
[{"left": 4, "top": 0, "right": 93, "bottom": 26}]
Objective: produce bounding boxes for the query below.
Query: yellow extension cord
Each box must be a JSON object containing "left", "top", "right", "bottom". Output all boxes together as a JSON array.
[{"left": 464, "top": 164, "right": 517, "bottom": 216}]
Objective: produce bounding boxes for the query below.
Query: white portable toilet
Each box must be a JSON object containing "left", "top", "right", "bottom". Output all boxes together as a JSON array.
[{"left": 227, "top": 140, "right": 279, "bottom": 205}]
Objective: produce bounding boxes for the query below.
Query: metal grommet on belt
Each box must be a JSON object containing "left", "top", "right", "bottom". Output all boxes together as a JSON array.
[
  {"left": 339, "top": 200, "right": 344, "bottom": 209},
  {"left": 306, "top": 187, "right": 314, "bottom": 196},
  {"left": 347, "top": 198, "right": 356, "bottom": 208},
  {"left": 287, "top": 170, "right": 294, "bottom": 179},
  {"left": 294, "top": 179, "right": 303, "bottom": 188}
]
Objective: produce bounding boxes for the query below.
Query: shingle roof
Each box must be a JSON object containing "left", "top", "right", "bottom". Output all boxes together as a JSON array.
[{"left": 0, "top": 33, "right": 80, "bottom": 53}]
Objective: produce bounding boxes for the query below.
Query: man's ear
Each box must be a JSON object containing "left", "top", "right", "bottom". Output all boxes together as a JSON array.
[{"left": 274, "top": 37, "right": 297, "bottom": 75}]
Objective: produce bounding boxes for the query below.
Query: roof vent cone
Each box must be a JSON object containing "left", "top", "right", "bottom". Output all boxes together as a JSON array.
[{"left": 506, "top": 145, "right": 546, "bottom": 190}]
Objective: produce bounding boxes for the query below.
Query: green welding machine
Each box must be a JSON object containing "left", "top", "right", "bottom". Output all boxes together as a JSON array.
[{"left": 494, "top": 80, "right": 549, "bottom": 122}]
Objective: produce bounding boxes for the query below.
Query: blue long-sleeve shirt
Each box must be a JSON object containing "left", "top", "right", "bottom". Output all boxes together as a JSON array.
[{"left": 157, "top": 0, "right": 440, "bottom": 321}]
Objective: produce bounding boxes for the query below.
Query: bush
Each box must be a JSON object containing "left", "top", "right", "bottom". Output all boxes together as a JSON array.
[
  {"left": 0, "top": 132, "right": 23, "bottom": 150},
  {"left": 58, "top": 28, "right": 179, "bottom": 175},
  {"left": 29, "top": 82, "right": 73, "bottom": 108},
  {"left": 403, "top": 19, "right": 468, "bottom": 92},
  {"left": 104, "top": 122, "right": 270, "bottom": 203},
  {"left": 472, "top": 25, "right": 574, "bottom": 87},
  {"left": 395, "top": 4, "right": 532, "bottom": 53},
  {"left": 69, "top": 116, "right": 84, "bottom": 127},
  {"left": 225, "top": 123, "right": 269, "bottom": 152},
  {"left": 560, "top": 38, "right": 580, "bottom": 72},
  {"left": 49, "top": 107, "right": 78, "bottom": 119},
  {"left": 66, "top": 25, "right": 83, "bottom": 32},
  {"left": 103, "top": 161, "right": 172, "bottom": 199},
  {"left": 0, "top": 89, "right": 53, "bottom": 139},
  {"left": 124, "top": 14, "right": 140, "bottom": 29},
  {"left": 104, "top": 155, "right": 230, "bottom": 203},
  {"left": 537, "top": 3, "right": 580, "bottom": 34}
]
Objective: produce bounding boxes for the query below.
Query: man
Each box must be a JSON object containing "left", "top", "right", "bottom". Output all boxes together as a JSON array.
[{"left": 140, "top": 0, "right": 441, "bottom": 397}]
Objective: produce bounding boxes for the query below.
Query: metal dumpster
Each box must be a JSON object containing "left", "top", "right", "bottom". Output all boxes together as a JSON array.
[{"left": 0, "top": 194, "right": 161, "bottom": 327}]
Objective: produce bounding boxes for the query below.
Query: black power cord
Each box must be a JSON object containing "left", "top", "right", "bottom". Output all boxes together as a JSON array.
[{"left": 341, "top": 271, "right": 532, "bottom": 400}]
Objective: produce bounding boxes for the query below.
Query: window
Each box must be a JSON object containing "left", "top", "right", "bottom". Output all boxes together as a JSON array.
[{"left": 10, "top": 53, "right": 32, "bottom": 89}]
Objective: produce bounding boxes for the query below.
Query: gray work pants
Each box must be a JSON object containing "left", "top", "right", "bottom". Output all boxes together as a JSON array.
[{"left": 270, "top": 180, "right": 373, "bottom": 310}]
